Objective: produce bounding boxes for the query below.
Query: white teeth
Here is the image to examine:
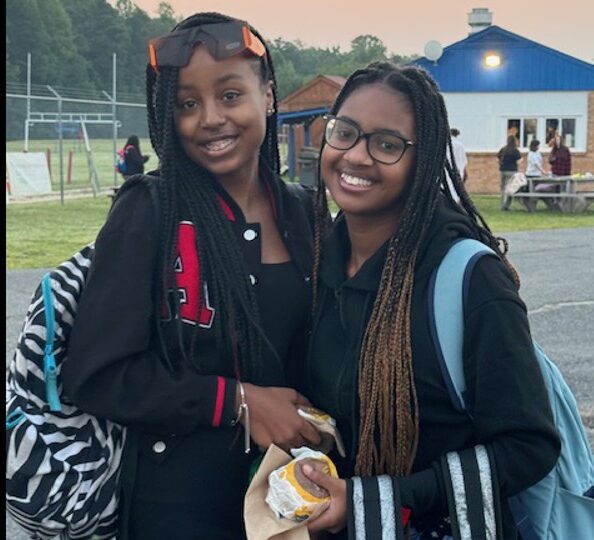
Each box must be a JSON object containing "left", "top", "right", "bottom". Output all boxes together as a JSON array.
[
  {"left": 341, "top": 172, "right": 372, "bottom": 187},
  {"left": 204, "top": 138, "right": 235, "bottom": 151}
]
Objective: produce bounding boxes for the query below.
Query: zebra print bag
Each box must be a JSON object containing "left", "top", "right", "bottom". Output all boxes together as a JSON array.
[{"left": 6, "top": 244, "right": 126, "bottom": 540}]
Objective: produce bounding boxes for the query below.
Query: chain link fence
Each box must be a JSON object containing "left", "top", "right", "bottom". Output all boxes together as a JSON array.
[
  {"left": 6, "top": 84, "right": 150, "bottom": 194},
  {"left": 6, "top": 84, "right": 293, "bottom": 196}
]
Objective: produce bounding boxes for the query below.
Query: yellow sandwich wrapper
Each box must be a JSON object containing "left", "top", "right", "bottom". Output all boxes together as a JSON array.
[
  {"left": 296, "top": 407, "right": 346, "bottom": 458},
  {"left": 244, "top": 444, "right": 311, "bottom": 540},
  {"left": 244, "top": 406, "right": 344, "bottom": 540},
  {"left": 266, "top": 447, "right": 338, "bottom": 522},
  {"left": 245, "top": 445, "right": 338, "bottom": 540}
]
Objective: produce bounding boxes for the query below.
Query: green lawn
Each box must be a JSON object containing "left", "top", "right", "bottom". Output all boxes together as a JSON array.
[
  {"left": 466, "top": 195, "right": 594, "bottom": 232},
  {"left": 6, "top": 194, "right": 594, "bottom": 270},
  {"left": 6, "top": 138, "right": 289, "bottom": 193},
  {"left": 6, "top": 138, "right": 155, "bottom": 191},
  {"left": 6, "top": 196, "right": 112, "bottom": 269}
]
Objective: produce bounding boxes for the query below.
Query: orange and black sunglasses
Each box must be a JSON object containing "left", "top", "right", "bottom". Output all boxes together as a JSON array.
[{"left": 148, "top": 20, "right": 266, "bottom": 72}]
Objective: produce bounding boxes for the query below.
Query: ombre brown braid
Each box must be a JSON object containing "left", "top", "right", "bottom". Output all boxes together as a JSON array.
[{"left": 313, "top": 62, "right": 519, "bottom": 477}]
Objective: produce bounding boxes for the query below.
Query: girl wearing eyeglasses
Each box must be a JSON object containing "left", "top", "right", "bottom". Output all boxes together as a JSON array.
[
  {"left": 298, "top": 62, "right": 560, "bottom": 539},
  {"left": 62, "top": 12, "right": 321, "bottom": 540}
]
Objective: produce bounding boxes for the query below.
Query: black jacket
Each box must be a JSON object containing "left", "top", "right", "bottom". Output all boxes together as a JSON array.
[
  {"left": 124, "top": 145, "right": 149, "bottom": 176},
  {"left": 62, "top": 174, "right": 315, "bottom": 539},
  {"left": 303, "top": 197, "right": 560, "bottom": 539}
]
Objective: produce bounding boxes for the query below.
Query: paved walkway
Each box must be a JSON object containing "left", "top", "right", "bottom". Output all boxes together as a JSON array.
[{"left": 6, "top": 227, "right": 594, "bottom": 539}]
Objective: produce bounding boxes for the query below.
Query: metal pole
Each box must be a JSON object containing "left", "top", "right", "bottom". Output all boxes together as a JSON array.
[
  {"left": 7, "top": 92, "right": 146, "bottom": 108},
  {"left": 24, "top": 53, "right": 31, "bottom": 151},
  {"left": 47, "top": 86, "right": 64, "bottom": 205},
  {"left": 288, "top": 125, "right": 295, "bottom": 181},
  {"left": 304, "top": 121, "right": 311, "bottom": 146},
  {"left": 112, "top": 53, "right": 118, "bottom": 187}
]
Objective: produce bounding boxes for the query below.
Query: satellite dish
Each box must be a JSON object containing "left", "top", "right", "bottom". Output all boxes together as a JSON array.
[{"left": 424, "top": 40, "right": 443, "bottom": 64}]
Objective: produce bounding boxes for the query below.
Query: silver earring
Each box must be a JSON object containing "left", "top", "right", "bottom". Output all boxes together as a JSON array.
[{"left": 267, "top": 106, "right": 275, "bottom": 116}]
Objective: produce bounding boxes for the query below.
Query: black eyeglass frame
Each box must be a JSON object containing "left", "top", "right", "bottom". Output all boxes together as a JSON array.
[{"left": 323, "top": 115, "right": 415, "bottom": 165}]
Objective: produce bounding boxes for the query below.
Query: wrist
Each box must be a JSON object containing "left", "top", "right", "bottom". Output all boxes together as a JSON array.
[
  {"left": 231, "top": 381, "right": 251, "bottom": 454},
  {"left": 232, "top": 381, "right": 247, "bottom": 424}
]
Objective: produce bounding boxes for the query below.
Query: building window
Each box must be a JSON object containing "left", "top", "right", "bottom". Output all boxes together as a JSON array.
[
  {"left": 523, "top": 119, "right": 538, "bottom": 147},
  {"left": 561, "top": 119, "right": 576, "bottom": 148},
  {"left": 506, "top": 117, "right": 578, "bottom": 150},
  {"left": 546, "top": 118, "right": 576, "bottom": 148},
  {"left": 507, "top": 118, "right": 537, "bottom": 147},
  {"left": 507, "top": 119, "right": 520, "bottom": 141}
]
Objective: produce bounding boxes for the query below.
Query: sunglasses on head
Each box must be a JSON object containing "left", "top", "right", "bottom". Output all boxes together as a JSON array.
[{"left": 148, "top": 20, "right": 267, "bottom": 73}]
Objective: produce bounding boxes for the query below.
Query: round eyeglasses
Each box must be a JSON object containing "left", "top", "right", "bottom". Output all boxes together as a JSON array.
[{"left": 324, "top": 115, "right": 415, "bottom": 165}]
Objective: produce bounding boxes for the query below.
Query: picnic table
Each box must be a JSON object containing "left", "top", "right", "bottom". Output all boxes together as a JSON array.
[{"left": 512, "top": 174, "right": 594, "bottom": 213}]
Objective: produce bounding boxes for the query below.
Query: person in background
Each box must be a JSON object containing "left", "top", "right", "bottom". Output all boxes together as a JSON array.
[
  {"left": 299, "top": 61, "right": 559, "bottom": 540},
  {"left": 445, "top": 128, "right": 468, "bottom": 204},
  {"left": 549, "top": 132, "right": 572, "bottom": 176},
  {"left": 526, "top": 139, "right": 546, "bottom": 178},
  {"left": 497, "top": 135, "right": 522, "bottom": 211},
  {"left": 513, "top": 138, "right": 548, "bottom": 211},
  {"left": 123, "top": 134, "right": 150, "bottom": 178},
  {"left": 532, "top": 133, "right": 572, "bottom": 209},
  {"left": 62, "top": 12, "right": 320, "bottom": 540}
]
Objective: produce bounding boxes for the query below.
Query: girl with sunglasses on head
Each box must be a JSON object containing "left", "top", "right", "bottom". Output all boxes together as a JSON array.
[
  {"left": 297, "top": 62, "right": 560, "bottom": 539},
  {"left": 62, "top": 12, "right": 321, "bottom": 540}
]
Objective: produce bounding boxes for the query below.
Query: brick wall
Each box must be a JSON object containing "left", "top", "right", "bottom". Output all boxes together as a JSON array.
[{"left": 465, "top": 91, "right": 594, "bottom": 194}]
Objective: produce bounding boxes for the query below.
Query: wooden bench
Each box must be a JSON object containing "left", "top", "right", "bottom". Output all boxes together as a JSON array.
[{"left": 513, "top": 191, "right": 594, "bottom": 213}]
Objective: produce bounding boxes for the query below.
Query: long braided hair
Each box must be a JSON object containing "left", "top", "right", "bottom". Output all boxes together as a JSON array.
[
  {"left": 313, "top": 62, "right": 519, "bottom": 477},
  {"left": 145, "top": 12, "right": 280, "bottom": 381}
]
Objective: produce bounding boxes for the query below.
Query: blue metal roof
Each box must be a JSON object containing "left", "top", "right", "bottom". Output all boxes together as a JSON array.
[
  {"left": 414, "top": 26, "right": 594, "bottom": 92},
  {"left": 277, "top": 107, "right": 329, "bottom": 125}
]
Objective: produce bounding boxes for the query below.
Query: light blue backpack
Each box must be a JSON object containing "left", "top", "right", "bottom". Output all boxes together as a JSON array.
[{"left": 429, "top": 238, "right": 594, "bottom": 540}]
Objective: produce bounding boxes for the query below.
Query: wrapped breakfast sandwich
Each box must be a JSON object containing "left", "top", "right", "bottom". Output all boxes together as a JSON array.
[
  {"left": 265, "top": 448, "right": 338, "bottom": 522},
  {"left": 244, "top": 407, "right": 345, "bottom": 540},
  {"left": 296, "top": 407, "right": 346, "bottom": 458}
]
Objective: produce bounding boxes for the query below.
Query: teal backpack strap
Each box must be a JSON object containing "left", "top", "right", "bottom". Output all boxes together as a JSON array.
[
  {"left": 430, "top": 238, "right": 594, "bottom": 539},
  {"left": 427, "top": 238, "right": 496, "bottom": 413},
  {"left": 41, "top": 273, "right": 62, "bottom": 412}
]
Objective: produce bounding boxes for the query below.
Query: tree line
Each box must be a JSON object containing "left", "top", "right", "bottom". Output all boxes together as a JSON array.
[{"left": 6, "top": 0, "right": 417, "bottom": 140}]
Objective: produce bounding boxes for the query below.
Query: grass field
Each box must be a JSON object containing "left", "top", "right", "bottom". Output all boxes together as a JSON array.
[
  {"left": 6, "top": 138, "right": 155, "bottom": 191},
  {"left": 6, "top": 192, "right": 594, "bottom": 270},
  {"left": 6, "top": 138, "right": 290, "bottom": 193},
  {"left": 7, "top": 196, "right": 112, "bottom": 269}
]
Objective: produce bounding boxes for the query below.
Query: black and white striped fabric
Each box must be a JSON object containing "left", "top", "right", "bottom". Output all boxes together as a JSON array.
[
  {"left": 345, "top": 445, "right": 501, "bottom": 540},
  {"left": 442, "top": 445, "right": 501, "bottom": 540},
  {"left": 347, "top": 475, "right": 407, "bottom": 540},
  {"left": 6, "top": 244, "right": 126, "bottom": 540},
  {"left": 440, "top": 445, "right": 501, "bottom": 540}
]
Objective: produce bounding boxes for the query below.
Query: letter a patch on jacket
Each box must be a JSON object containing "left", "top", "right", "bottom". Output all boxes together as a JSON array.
[{"left": 161, "top": 221, "right": 215, "bottom": 328}]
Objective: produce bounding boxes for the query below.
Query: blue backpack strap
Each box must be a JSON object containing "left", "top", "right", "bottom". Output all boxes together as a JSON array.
[
  {"left": 428, "top": 238, "right": 496, "bottom": 413},
  {"left": 41, "top": 273, "right": 61, "bottom": 412}
]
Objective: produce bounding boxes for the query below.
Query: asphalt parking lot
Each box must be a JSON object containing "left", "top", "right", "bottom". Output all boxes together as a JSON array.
[{"left": 5, "top": 227, "right": 594, "bottom": 539}]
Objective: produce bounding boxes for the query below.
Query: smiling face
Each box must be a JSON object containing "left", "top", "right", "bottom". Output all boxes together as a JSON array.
[
  {"left": 321, "top": 83, "right": 416, "bottom": 219},
  {"left": 174, "top": 45, "right": 273, "bottom": 183}
]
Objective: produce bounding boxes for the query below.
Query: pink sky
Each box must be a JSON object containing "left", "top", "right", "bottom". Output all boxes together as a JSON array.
[{"left": 131, "top": 0, "right": 594, "bottom": 63}]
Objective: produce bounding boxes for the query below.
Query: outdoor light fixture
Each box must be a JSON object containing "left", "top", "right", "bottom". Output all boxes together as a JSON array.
[{"left": 484, "top": 52, "right": 501, "bottom": 68}]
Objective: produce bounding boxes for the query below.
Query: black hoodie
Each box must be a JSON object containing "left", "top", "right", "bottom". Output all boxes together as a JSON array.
[{"left": 303, "top": 196, "right": 560, "bottom": 539}]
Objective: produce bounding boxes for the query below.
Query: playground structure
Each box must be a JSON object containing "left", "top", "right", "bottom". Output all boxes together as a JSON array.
[
  {"left": 6, "top": 53, "right": 146, "bottom": 204},
  {"left": 25, "top": 107, "right": 109, "bottom": 196}
]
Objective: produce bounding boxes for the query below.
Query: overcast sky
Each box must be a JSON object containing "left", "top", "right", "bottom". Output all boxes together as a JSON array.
[{"left": 131, "top": 0, "right": 594, "bottom": 63}]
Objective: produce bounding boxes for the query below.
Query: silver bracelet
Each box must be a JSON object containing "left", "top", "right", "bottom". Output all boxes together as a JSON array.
[{"left": 232, "top": 381, "right": 251, "bottom": 454}]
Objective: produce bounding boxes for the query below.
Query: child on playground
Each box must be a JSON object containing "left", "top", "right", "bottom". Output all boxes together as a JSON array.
[
  {"left": 299, "top": 62, "right": 560, "bottom": 539},
  {"left": 62, "top": 12, "right": 320, "bottom": 540}
]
